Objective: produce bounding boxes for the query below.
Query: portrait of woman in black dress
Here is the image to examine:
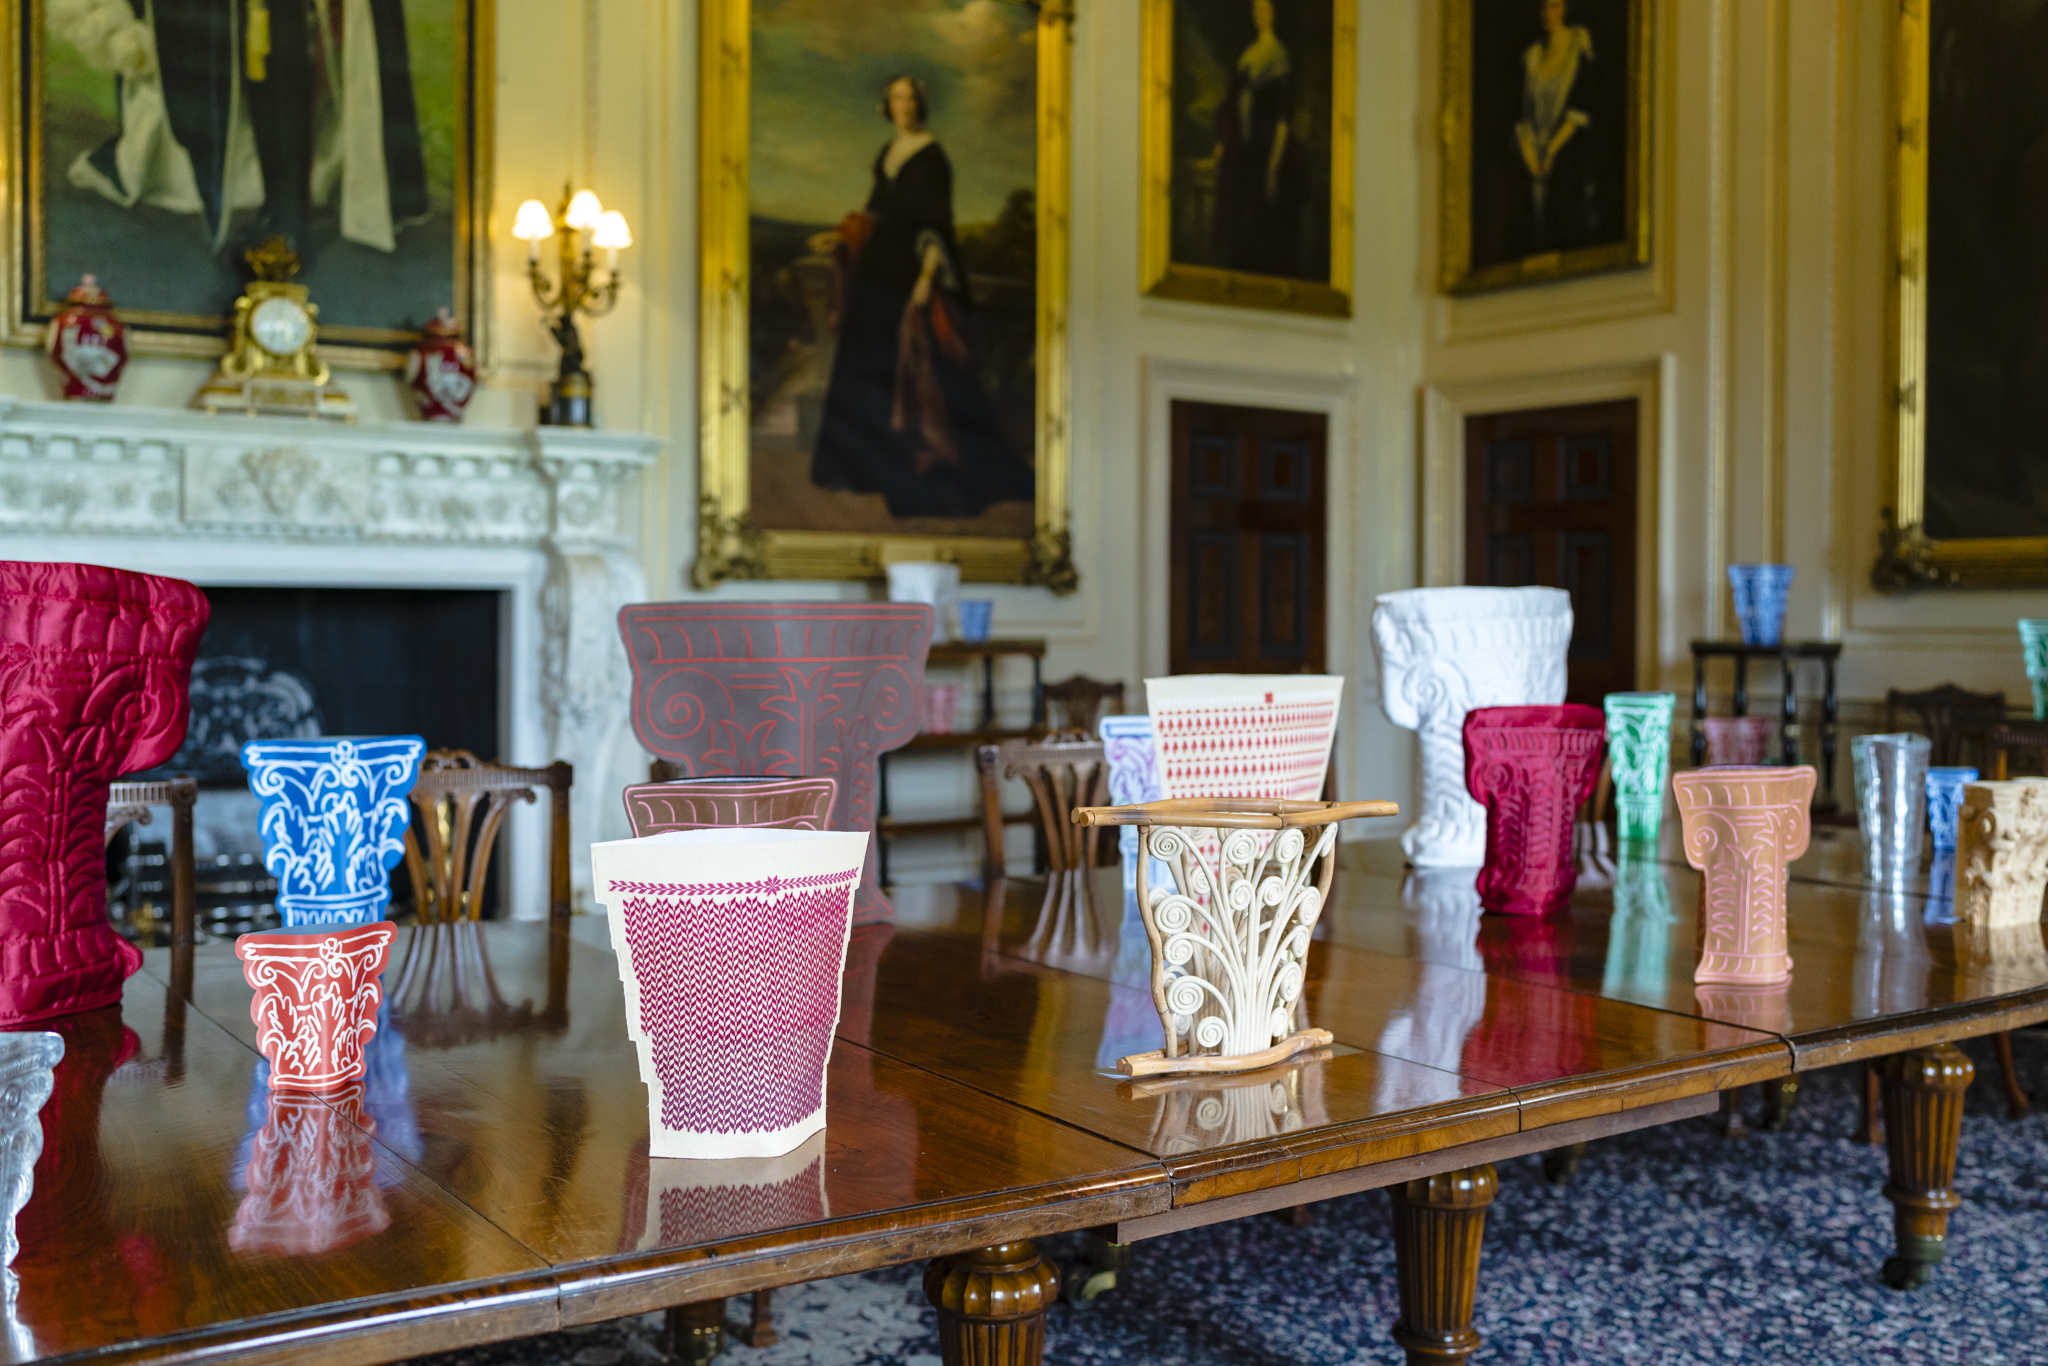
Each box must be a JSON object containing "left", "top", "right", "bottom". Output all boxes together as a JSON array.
[{"left": 808, "top": 76, "right": 1034, "bottom": 521}]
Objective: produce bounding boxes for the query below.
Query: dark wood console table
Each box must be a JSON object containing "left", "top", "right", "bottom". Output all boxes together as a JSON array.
[{"left": 1689, "top": 639, "right": 1843, "bottom": 798}]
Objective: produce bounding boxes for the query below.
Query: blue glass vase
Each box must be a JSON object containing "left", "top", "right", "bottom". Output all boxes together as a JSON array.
[
  {"left": 2020, "top": 620, "right": 2048, "bottom": 720},
  {"left": 242, "top": 736, "right": 425, "bottom": 927},
  {"left": 1728, "top": 564, "right": 1795, "bottom": 647},
  {"left": 1924, "top": 766, "right": 1978, "bottom": 854}
]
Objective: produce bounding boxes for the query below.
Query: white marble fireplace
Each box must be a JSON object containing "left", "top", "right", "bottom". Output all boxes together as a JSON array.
[{"left": 0, "top": 396, "right": 658, "bottom": 918}]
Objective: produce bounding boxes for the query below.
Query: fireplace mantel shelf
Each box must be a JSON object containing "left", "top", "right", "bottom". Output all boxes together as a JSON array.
[
  {"left": 0, "top": 397, "right": 658, "bottom": 549},
  {"left": 3, "top": 397, "right": 661, "bottom": 917}
]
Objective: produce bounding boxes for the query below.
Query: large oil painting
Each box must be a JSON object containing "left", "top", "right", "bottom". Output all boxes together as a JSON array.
[
  {"left": 1439, "top": 0, "right": 1649, "bottom": 295},
  {"left": 696, "top": 0, "right": 1072, "bottom": 589},
  {"left": 1877, "top": 0, "right": 2048, "bottom": 587},
  {"left": 1141, "top": 0, "right": 1353, "bottom": 318},
  {"left": 7, "top": 0, "right": 489, "bottom": 362},
  {"left": 696, "top": 0, "right": 1074, "bottom": 591}
]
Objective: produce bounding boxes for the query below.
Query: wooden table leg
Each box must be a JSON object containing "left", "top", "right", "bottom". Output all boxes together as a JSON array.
[
  {"left": 1540, "top": 1141, "right": 1586, "bottom": 1184},
  {"left": 1389, "top": 1165, "right": 1497, "bottom": 1366},
  {"left": 743, "top": 1289, "right": 777, "bottom": 1348},
  {"left": 925, "top": 1242, "right": 1060, "bottom": 1365},
  {"left": 1760, "top": 1075, "right": 1799, "bottom": 1131},
  {"left": 663, "top": 1299, "right": 727, "bottom": 1361},
  {"left": 1879, "top": 1044, "right": 1974, "bottom": 1290}
]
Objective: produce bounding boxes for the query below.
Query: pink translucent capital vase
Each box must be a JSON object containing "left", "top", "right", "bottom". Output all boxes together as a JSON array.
[
  {"left": 1673, "top": 765, "right": 1816, "bottom": 985},
  {"left": 1463, "top": 705, "right": 1606, "bottom": 917},
  {"left": 0, "top": 561, "right": 208, "bottom": 1024}
]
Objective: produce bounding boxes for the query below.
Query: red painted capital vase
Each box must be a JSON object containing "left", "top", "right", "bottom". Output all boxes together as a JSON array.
[
  {"left": 403, "top": 308, "right": 477, "bottom": 422},
  {"left": 235, "top": 924, "right": 397, "bottom": 1090}
]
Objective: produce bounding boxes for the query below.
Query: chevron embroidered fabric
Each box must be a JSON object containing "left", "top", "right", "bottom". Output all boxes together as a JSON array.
[
  {"left": 0, "top": 560, "right": 208, "bottom": 1024},
  {"left": 616, "top": 878, "right": 859, "bottom": 1135}
]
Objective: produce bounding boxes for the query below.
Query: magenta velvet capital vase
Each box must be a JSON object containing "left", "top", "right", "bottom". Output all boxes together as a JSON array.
[
  {"left": 1463, "top": 705, "right": 1607, "bottom": 917},
  {"left": 0, "top": 561, "right": 208, "bottom": 1024}
]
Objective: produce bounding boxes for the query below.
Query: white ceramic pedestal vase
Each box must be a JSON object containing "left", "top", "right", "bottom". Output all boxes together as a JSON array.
[
  {"left": 592, "top": 828, "right": 869, "bottom": 1159},
  {"left": 1371, "top": 587, "right": 1572, "bottom": 867}
]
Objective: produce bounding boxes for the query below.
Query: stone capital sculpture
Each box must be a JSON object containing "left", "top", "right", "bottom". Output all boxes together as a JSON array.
[
  {"left": 1954, "top": 778, "right": 2048, "bottom": 928},
  {"left": 1462, "top": 705, "right": 1605, "bottom": 917},
  {"left": 1371, "top": 587, "right": 1572, "bottom": 867},
  {"left": 1673, "top": 765, "right": 1815, "bottom": 985}
]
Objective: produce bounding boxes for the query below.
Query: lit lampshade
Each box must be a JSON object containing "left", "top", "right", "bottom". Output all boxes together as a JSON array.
[
  {"left": 565, "top": 190, "right": 605, "bottom": 231},
  {"left": 511, "top": 199, "right": 555, "bottom": 241},
  {"left": 592, "top": 211, "right": 632, "bottom": 251}
]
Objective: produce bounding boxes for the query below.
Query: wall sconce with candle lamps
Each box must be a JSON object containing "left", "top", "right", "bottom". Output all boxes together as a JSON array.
[{"left": 511, "top": 185, "right": 631, "bottom": 427}]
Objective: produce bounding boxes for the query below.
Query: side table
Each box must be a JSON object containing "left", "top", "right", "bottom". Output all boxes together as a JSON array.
[
  {"left": 1689, "top": 640, "right": 1842, "bottom": 804},
  {"left": 879, "top": 639, "right": 1048, "bottom": 885}
]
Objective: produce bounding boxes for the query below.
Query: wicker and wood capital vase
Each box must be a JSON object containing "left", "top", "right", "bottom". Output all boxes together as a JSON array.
[{"left": 1071, "top": 797, "right": 1397, "bottom": 1078}]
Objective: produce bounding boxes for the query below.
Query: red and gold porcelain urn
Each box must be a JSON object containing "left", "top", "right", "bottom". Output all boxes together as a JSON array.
[
  {"left": 403, "top": 307, "right": 477, "bottom": 422},
  {"left": 43, "top": 275, "right": 127, "bottom": 402}
]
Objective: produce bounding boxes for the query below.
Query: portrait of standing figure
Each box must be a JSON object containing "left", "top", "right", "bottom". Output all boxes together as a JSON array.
[
  {"left": 745, "top": 0, "right": 1042, "bottom": 542},
  {"left": 1442, "top": 0, "right": 1647, "bottom": 295},
  {"left": 806, "top": 76, "right": 1034, "bottom": 521},
  {"left": 1145, "top": 0, "right": 1348, "bottom": 317}
]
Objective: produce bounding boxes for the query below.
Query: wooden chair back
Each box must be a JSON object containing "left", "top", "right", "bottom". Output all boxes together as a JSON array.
[
  {"left": 106, "top": 776, "right": 198, "bottom": 950},
  {"left": 977, "top": 734, "right": 1110, "bottom": 957},
  {"left": 1043, "top": 676, "right": 1126, "bottom": 736},
  {"left": 1884, "top": 684, "right": 2007, "bottom": 768},
  {"left": 402, "top": 751, "right": 573, "bottom": 923},
  {"left": 1989, "top": 723, "right": 2048, "bottom": 779}
]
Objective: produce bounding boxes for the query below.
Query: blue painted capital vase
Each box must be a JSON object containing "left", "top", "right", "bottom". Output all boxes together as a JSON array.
[{"left": 241, "top": 736, "right": 426, "bottom": 927}]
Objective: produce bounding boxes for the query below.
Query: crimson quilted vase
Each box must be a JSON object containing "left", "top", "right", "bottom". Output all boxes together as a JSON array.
[
  {"left": 617, "top": 603, "right": 932, "bottom": 925},
  {"left": 0, "top": 562, "right": 208, "bottom": 1023},
  {"left": 1463, "top": 704, "right": 1607, "bottom": 917}
]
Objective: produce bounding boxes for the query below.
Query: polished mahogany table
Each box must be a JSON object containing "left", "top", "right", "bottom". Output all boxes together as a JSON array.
[{"left": 5, "top": 826, "right": 2039, "bottom": 1366}]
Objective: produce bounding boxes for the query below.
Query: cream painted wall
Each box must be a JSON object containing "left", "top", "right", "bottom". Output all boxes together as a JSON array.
[
  {"left": 1418, "top": 0, "right": 2048, "bottom": 767},
  {"left": 45, "top": 1, "right": 2037, "bottom": 878}
]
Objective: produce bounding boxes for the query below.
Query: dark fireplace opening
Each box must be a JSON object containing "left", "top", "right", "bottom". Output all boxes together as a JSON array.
[{"left": 112, "top": 586, "right": 505, "bottom": 943}]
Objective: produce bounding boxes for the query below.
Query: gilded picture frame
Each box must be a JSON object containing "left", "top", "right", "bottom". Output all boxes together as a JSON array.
[
  {"left": 1873, "top": 0, "right": 2048, "bottom": 589},
  {"left": 2, "top": 0, "right": 494, "bottom": 372},
  {"left": 1438, "top": 0, "right": 1651, "bottom": 296},
  {"left": 1139, "top": 0, "right": 1354, "bottom": 319},
  {"left": 693, "top": 0, "right": 1077, "bottom": 592}
]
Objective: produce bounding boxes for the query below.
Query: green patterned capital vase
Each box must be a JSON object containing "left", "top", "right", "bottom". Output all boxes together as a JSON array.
[
  {"left": 2021, "top": 620, "right": 2048, "bottom": 720},
  {"left": 1604, "top": 692, "right": 1676, "bottom": 843}
]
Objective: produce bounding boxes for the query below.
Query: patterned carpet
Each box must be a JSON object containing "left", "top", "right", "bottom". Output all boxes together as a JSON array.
[{"left": 408, "top": 1032, "right": 2048, "bottom": 1366}]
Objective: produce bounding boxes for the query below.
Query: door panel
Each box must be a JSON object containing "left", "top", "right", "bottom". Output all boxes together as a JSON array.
[
  {"left": 1170, "top": 401, "right": 1328, "bottom": 675},
  {"left": 1464, "top": 399, "right": 1638, "bottom": 703}
]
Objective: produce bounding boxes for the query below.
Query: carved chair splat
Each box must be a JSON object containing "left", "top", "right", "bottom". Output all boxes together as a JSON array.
[
  {"left": 1042, "top": 676, "right": 1126, "bottom": 737},
  {"left": 978, "top": 735, "right": 1110, "bottom": 959},
  {"left": 401, "top": 750, "right": 574, "bottom": 924},
  {"left": 1885, "top": 685, "right": 2007, "bottom": 770}
]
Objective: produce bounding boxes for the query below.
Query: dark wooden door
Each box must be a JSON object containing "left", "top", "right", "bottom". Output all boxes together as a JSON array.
[
  {"left": 1169, "top": 400, "right": 1326, "bottom": 674},
  {"left": 1464, "top": 399, "right": 1637, "bottom": 704}
]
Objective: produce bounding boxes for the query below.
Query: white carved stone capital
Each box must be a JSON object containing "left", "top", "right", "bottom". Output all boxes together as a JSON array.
[
  {"left": 1370, "top": 586, "right": 1572, "bottom": 867},
  {"left": 1955, "top": 778, "right": 2048, "bottom": 928}
]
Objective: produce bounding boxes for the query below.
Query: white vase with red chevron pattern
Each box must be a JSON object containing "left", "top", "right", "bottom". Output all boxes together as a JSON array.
[{"left": 591, "top": 827, "right": 870, "bottom": 1160}]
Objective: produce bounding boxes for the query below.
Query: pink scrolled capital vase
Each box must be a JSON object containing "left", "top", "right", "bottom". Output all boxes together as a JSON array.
[
  {"left": 1673, "top": 765, "right": 1816, "bottom": 985},
  {"left": 0, "top": 561, "right": 208, "bottom": 1024},
  {"left": 1463, "top": 704, "right": 1607, "bottom": 917}
]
